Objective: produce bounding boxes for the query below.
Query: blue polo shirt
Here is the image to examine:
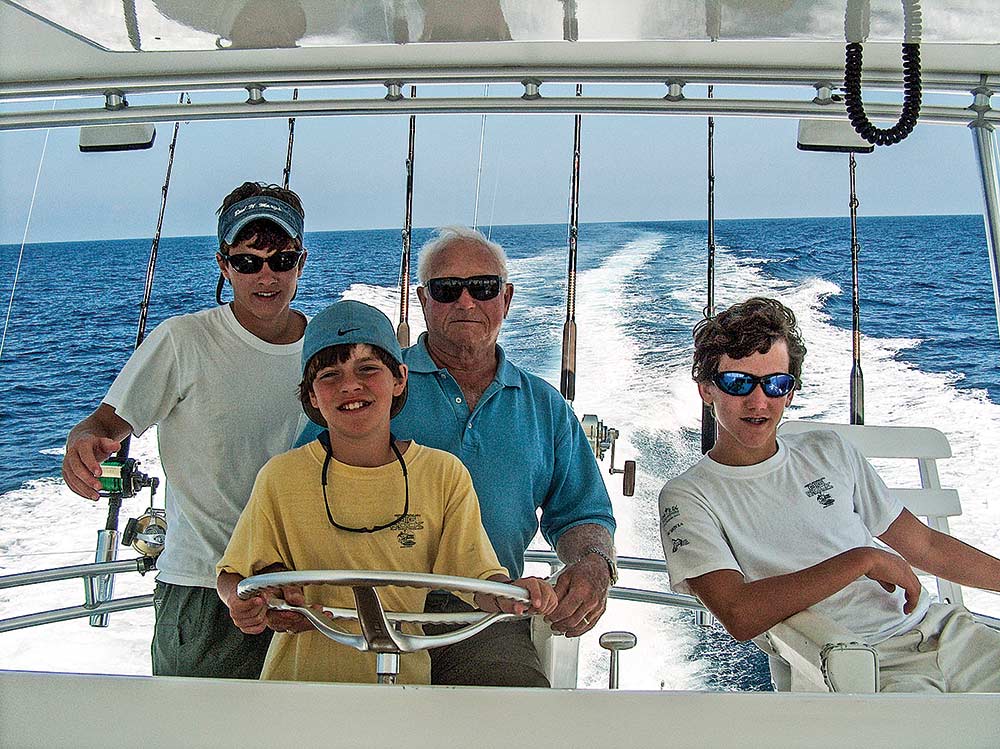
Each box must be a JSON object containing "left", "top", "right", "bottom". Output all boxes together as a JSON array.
[{"left": 298, "top": 334, "right": 615, "bottom": 576}]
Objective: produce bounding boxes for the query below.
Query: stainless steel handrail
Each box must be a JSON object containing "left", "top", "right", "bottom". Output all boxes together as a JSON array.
[
  {"left": 0, "top": 594, "right": 153, "bottom": 634},
  {"left": 4, "top": 551, "right": 992, "bottom": 634},
  {"left": 0, "top": 558, "right": 153, "bottom": 590}
]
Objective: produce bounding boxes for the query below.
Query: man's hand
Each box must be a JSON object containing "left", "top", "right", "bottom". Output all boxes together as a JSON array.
[
  {"left": 62, "top": 404, "right": 131, "bottom": 500},
  {"left": 864, "top": 548, "right": 923, "bottom": 614},
  {"left": 62, "top": 435, "right": 122, "bottom": 500},
  {"left": 476, "top": 575, "right": 558, "bottom": 616},
  {"left": 264, "top": 584, "right": 316, "bottom": 634},
  {"left": 546, "top": 554, "right": 611, "bottom": 637},
  {"left": 224, "top": 588, "right": 270, "bottom": 635}
]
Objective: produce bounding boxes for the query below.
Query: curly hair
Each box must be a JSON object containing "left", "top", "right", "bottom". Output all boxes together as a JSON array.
[
  {"left": 217, "top": 182, "right": 305, "bottom": 253},
  {"left": 691, "top": 297, "right": 806, "bottom": 387}
]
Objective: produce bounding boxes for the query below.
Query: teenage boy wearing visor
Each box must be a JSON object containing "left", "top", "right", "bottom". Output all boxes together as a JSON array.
[
  {"left": 62, "top": 182, "right": 309, "bottom": 678},
  {"left": 217, "top": 300, "right": 556, "bottom": 683},
  {"left": 659, "top": 296, "right": 1000, "bottom": 692}
]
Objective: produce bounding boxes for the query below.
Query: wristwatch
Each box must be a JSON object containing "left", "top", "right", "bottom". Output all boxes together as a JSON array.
[{"left": 581, "top": 546, "right": 618, "bottom": 586}]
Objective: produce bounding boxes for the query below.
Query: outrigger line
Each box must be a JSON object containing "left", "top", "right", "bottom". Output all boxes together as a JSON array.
[
  {"left": 0, "top": 102, "right": 54, "bottom": 364},
  {"left": 701, "top": 86, "right": 718, "bottom": 454},
  {"left": 472, "top": 84, "right": 489, "bottom": 231},
  {"left": 849, "top": 153, "right": 865, "bottom": 425},
  {"left": 397, "top": 85, "right": 417, "bottom": 348},
  {"left": 560, "top": 84, "right": 583, "bottom": 403}
]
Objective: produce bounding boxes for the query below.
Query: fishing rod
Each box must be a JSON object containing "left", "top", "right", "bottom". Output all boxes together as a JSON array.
[
  {"left": 282, "top": 89, "right": 299, "bottom": 190},
  {"left": 397, "top": 85, "right": 416, "bottom": 347},
  {"left": 701, "top": 86, "right": 717, "bottom": 454},
  {"left": 87, "top": 95, "right": 189, "bottom": 625},
  {"left": 849, "top": 153, "right": 865, "bottom": 425},
  {"left": 560, "top": 84, "right": 582, "bottom": 402}
]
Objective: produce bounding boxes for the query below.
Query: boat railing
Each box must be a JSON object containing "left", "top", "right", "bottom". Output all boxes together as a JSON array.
[
  {"left": 0, "top": 557, "right": 155, "bottom": 634},
  {"left": 0, "top": 550, "right": 702, "bottom": 635},
  {"left": 4, "top": 549, "right": 995, "bottom": 638}
]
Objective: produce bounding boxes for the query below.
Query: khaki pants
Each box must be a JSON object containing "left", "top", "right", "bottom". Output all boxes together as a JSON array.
[
  {"left": 152, "top": 581, "right": 272, "bottom": 678},
  {"left": 875, "top": 603, "right": 1000, "bottom": 693},
  {"left": 423, "top": 591, "right": 550, "bottom": 687}
]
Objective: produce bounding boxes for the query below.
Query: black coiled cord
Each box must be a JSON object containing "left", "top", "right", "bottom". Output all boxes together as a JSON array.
[{"left": 843, "top": 41, "right": 922, "bottom": 146}]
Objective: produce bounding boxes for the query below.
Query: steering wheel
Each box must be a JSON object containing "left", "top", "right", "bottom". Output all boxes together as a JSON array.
[{"left": 237, "top": 569, "right": 530, "bottom": 659}]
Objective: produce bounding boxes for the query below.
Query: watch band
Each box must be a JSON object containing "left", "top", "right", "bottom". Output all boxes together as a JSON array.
[{"left": 581, "top": 545, "right": 618, "bottom": 586}]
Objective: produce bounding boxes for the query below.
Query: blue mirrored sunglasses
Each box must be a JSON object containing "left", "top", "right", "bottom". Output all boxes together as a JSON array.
[{"left": 713, "top": 371, "right": 797, "bottom": 398}]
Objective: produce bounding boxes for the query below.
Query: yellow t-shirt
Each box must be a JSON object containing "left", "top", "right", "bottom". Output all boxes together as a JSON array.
[{"left": 217, "top": 440, "right": 507, "bottom": 684}]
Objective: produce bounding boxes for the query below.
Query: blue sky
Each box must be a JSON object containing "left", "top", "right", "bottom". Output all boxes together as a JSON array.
[{"left": 0, "top": 84, "right": 986, "bottom": 245}]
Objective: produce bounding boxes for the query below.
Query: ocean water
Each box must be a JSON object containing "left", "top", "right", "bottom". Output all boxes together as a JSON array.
[{"left": 2, "top": 215, "right": 1000, "bottom": 690}]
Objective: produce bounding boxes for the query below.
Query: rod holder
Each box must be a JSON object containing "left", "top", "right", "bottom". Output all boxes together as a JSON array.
[
  {"left": 85, "top": 529, "right": 119, "bottom": 627},
  {"left": 599, "top": 630, "right": 637, "bottom": 689}
]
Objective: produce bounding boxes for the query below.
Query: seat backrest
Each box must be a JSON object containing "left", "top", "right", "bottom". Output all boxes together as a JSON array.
[{"left": 777, "top": 420, "right": 964, "bottom": 606}]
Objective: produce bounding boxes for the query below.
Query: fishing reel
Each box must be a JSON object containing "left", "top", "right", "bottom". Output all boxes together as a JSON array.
[
  {"left": 122, "top": 507, "right": 167, "bottom": 558},
  {"left": 99, "top": 457, "right": 166, "bottom": 557},
  {"left": 581, "top": 414, "right": 636, "bottom": 497},
  {"left": 98, "top": 457, "right": 157, "bottom": 499},
  {"left": 88, "top": 457, "right": 162, "bottom": 627}
]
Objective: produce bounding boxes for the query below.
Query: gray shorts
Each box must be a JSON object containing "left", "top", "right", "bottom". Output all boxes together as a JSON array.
[
  {"left": 151, "top": 581, "right": 272, "bottom": 679},
  {"left": 422, "top": 591, "right": 549, "bottom": 687},
  {"left": 875, "top": 602, "right": 1000, "bottom": 692}
]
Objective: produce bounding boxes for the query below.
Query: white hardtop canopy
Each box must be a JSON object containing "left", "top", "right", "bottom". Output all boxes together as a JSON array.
[{"left": 1, "top": 1, "right": 998, "bottom": 101}]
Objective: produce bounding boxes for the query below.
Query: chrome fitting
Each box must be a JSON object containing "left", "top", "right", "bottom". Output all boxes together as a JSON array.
[
  {"left": 385, "top": 81, "right": 404, "bottom": 101},
  {"left": 812, "top": 82, "right": 836, "bottom": 106},
  {"left": 245, "top": 84, "right": 266, "bottom": 105},
  {"left": 103, "top": 90, "right": 127, "bottom": 111},
  {"left": 664, "top": 80, "right": 685, "bottom": 103},
  {"left": 522, "top": 78, "right": 542, "bottom": 100}
]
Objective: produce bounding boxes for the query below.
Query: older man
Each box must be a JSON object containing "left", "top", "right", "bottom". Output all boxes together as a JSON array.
[
  {"left": 403, "top": 225, "right": 616, "bottom": 687},
  {"left": 297, "top": 226, "right": 616, "bottom": 686}
]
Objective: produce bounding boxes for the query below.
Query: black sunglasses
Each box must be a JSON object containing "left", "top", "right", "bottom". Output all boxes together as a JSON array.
[
  {"left": 222, "top": 250, "right": 302, "bottom": 274},
  {"left": 713, "top": 371, "right": 797, "bottom": 398},
  {"left": 426, "top": 275, "right": 503, "bottom": 303}
]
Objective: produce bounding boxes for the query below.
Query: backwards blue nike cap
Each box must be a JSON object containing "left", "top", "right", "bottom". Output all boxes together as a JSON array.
[{"left": 300, "top": 300, "right": 407, "bottom": 425}]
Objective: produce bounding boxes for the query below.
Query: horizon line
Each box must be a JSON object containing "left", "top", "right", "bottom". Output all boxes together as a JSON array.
[{"left": 0, "top": 211, "right": 982, "bottom": 248}]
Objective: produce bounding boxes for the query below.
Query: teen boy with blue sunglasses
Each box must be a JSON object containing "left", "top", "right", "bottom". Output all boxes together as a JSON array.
[
  {"left": 62, "top": 182, "right": 309, "bottom": 679},
  {"left": 659, "top": 296, "right": 1000, "bottom": 692}
]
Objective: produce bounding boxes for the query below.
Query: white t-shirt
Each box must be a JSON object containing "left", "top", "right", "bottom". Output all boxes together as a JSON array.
[
  {"left": 659, "top": 429, "right": 930, "bottom": 643},
  {"left": 105, "top": 304, "right": 307, "bottom": 588}
]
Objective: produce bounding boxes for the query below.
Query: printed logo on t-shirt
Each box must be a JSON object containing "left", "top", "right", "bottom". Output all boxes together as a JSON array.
[
  {"left": 390, "top": 513, "right": 423, "bottom": 548},
  {"left": 660, "top": 505, "right": 688, "bottom": 553},
  {"left": 804, "top": 477, "right": 835, "bottom": 507}
]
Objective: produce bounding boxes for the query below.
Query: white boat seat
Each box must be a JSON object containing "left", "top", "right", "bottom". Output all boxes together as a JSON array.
[
  {"left": 760, "top": 420, "right": 965, "bottom": 693},
  {"left": 531, "top": 616, "right": 580, "bottom": 688}
]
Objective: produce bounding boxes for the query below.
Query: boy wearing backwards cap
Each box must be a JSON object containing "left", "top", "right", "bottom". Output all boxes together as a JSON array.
[
  {"left": 63, "top": 182, "right": 309, "bottom": 679},
  {"left": 217, "top": 300, "right": 557, "bottom": 683}
]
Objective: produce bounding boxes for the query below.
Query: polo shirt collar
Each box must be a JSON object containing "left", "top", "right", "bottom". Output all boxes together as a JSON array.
[{"left": 409, "top": 333, "right": 521, "bottom": 389}]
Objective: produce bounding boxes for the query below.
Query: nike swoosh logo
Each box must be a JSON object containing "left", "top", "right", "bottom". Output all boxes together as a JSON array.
[{"left": 338, "top": 327, "right": 359, "bottom": 336}]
